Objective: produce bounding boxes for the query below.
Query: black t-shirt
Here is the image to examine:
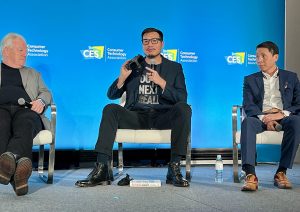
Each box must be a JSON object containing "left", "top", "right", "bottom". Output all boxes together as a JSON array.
[
  {"left": 0, "top": 62, "right": 31, "bottom": 105},
  {"left": 134, "top": 63, "right": 163, "bottom": 111}
]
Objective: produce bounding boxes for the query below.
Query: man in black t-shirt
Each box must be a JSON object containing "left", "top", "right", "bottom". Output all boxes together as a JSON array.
[
  {"left": 0, "top": 33, "right": 52, "bottom": 196},
  {"left": 76, "top": 28, "right": 191, "bottom": 188}
]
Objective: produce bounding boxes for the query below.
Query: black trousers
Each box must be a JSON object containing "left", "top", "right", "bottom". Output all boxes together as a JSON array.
[
  {"left": 95, "top": 102, "right": 192, "bottom": 157},
  {"left": 0, "top": 105, "right": 43, "bottom": 159}
]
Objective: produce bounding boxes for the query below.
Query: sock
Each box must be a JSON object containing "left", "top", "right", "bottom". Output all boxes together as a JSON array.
[
  {"left": 96, "top": 153, "right": 111, "bottom": 164},
  {"left": 242, "top": 164, "right": 256, "bottom": 176},
  {"left": 276, "top": 166, "right": 287, "bottom": 174},
  {"left": 170, "top": 154, "right": 181, "bottom": 163}
]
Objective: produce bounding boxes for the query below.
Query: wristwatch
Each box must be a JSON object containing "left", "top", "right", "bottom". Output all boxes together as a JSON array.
[{"left": 38, "top": 98, "right": 46, "bottom": 107}]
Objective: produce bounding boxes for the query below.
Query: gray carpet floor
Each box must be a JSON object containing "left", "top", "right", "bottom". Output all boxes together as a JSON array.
[{"left": 1, "top": 164, "right": 300, "bottom": 212}]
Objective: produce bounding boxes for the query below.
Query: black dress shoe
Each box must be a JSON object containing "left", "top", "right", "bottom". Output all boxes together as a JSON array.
[
  {"left": 0, "top": 152, "right": 16, "bottom": 185},
  {"left": 75, "top": 162, "right": 114, "bottom": 187},
  {"left": 10, "top": 157, "right": 32, "bottom": 196},
  {"left": 166, "top": 162, "right": 189, "bottom": 187}
]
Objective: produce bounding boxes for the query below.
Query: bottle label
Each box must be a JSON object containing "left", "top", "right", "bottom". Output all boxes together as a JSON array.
[{"left": 215, "top": 163, "right": 223, "bottom": 171}]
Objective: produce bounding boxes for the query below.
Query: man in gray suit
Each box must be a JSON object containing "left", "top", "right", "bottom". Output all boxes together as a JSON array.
[{"left": 0, "top": 33, "right": 52, "bottom": 196}]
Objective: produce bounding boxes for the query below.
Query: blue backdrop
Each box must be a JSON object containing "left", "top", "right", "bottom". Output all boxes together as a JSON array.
[{"left": 1, "top": 0, "right": 285, "bottom": 153}]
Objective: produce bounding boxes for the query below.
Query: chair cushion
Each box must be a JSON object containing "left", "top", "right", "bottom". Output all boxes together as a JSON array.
[
  {"left": 115, "top": 129, "right": 171, "bottom": 143},
  {"left": 33, "top": 130, "right": 53, "bottom": 145},
  {"left": 235, "top": 130, "right": 283, "bottom": 145}
]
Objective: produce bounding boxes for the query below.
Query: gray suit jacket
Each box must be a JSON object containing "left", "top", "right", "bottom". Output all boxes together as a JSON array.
[{"left": 0, "top": 66, "right": 52, "bottom": 129}]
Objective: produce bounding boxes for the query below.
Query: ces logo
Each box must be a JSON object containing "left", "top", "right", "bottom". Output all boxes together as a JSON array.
[
  {"left": 81, "top": 46, "right": 104, "bottom": 59},
  {"left": 225, "top": 52, "right": 245, "bottom": 65},
  {"left": 162, "top": 49, "right": 178, "bottom": 62}
]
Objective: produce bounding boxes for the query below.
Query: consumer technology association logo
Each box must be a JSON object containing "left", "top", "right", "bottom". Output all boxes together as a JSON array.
[
  {"left": 81, "top": 46, "right": 104, "bottom": 59},
  {"left": 162, "top": 49, "right": 198, "bottom": 63},
  {"left": 27, "top": 44, "right": 49, "bottom": 57},
  {"left": 225, "top": 52, "right": 245, "bottom": 65}
]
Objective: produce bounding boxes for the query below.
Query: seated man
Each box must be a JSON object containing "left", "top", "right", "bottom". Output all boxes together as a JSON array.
[
  {"left": 0, "top": 33, "right": 52, "bottom": 196},
  {"left": 241, "top": 41, "right": 300, "bottom": 191},
  {"left": 75, "top": 27, "right": 191, "bottom": 187}
]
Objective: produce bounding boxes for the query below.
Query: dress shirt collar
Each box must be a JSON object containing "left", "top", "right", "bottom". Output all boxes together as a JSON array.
[{"left": 262, "top": 67, "right": 279, "bottom": 79}]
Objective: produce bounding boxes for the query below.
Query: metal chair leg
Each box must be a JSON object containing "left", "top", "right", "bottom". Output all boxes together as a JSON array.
[
  {"left": 47, "top": 143, "right": 55, "bottom": 184},
  {"left": 38, "top": 143, "right": 55, "bottom": 184},
  {"left": 118, "top": 143, "right": 123, "bottom": 175},
  {"left": 38, "top": 145, "right": 44, "bottom": 174},
  {"left": 233, "top": 144, "right": 239, "bottom": 183},
  {"left": 186, "top": 133, "right": 191, "bottom": 181},
  {"left": 232, "top": 105, "right": 241, "bottom": 183}
]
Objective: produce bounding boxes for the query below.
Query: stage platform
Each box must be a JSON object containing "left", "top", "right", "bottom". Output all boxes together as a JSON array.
[{"left": 1, "top": 164, "right": 300, "bottom": 212}]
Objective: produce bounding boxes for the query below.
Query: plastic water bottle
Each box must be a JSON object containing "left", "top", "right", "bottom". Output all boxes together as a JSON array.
[
  {"left": 239, "top": 170, "right": 246, "bottom": 182},
  {"left": 215, "top": 154, "right": 223, "bottom": 183}
]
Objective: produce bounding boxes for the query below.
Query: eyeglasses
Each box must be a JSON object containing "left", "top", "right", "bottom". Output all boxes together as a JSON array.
[{"left": 142, "top": 38, "right": 162, "bottom": 45}]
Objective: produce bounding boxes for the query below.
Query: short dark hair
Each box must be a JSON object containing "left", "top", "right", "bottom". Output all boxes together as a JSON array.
[
  {"left": 256, "top": 41, "right": 279, "bottom": 55},
  {"left": 141, "top": 28, "right": 163, "bottom": 41}
]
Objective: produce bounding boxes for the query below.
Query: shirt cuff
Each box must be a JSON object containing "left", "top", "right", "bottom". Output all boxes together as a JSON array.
[
  {"left": 257, "top": 114, "right": 264, "bottom": 121},
  {"left": 282, "top": 110, "right": 290, "bottom": 117}
]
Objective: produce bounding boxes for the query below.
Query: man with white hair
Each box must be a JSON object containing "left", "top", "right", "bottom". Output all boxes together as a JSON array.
[{"left": 0, "top": 33, "right": 52, "bottom": 196}]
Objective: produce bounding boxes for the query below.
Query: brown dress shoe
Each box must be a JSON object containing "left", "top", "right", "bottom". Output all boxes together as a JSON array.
[
  {"left": 0, "top": 152, "right": 16, "bottom": 185},
  {"left": 241, "top": 174, "right": 258, "bottom": 191},
  {"left": 274, "top": 172, "right": 292, "bottom": 189},
  {"left": 11, "top": 157, "right": 32, "bottom": 196}
]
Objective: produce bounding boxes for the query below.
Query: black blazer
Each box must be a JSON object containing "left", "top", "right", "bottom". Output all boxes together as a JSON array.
[
  {"left": 243, "top": 69, "right": 300, "bottom": 117},
  {"left": 107, "top": 56, "right": 188, "bottom": 110}
]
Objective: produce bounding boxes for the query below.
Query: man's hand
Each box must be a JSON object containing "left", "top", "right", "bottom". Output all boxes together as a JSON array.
[
  {"left": 262, "top": 112, "right": 285, "bottom": 124},
  {"left": 266, "top": 120, "right": 279, "bottom": 131},
  {"left": 117, "top": 60, "right": 132, "bottom": 88},
  {"left": 31, "top": 99, "right": 45, "bottom": 114},
  {"left": 145, "top": 67, "right": 166, "bottom": 90}
]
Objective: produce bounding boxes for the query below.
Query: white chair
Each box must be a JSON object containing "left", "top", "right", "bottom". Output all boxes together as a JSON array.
[
  {"left": 33, "top": 104, "right": 56, "bottom": 184},
  {"left": 113, "top": 93, "right": 191, "bottom": 180},
  {"left": 232, "top": 105, "right": 283, "bottom": 182}
]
